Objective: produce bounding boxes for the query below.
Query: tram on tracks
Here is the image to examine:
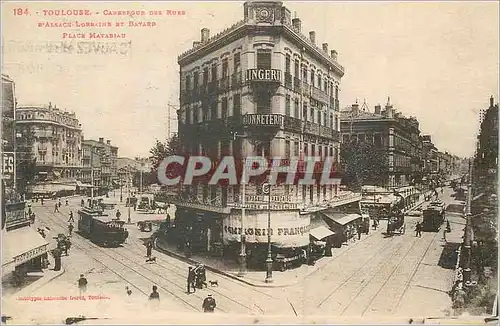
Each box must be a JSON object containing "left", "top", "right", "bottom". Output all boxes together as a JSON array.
[
  {"left": 386, "top": 210, "right": 406, "bottom": 235},
  {"left": 422, "top": 200, "right": 445, "bottom": 232},
  {"left": 77, "top": 207, "right": 129, "bottom": 247}
]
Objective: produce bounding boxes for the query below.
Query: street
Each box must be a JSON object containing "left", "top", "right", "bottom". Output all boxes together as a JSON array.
[{"left": 1, "top": 187, "right": 462, "bottom": 322}]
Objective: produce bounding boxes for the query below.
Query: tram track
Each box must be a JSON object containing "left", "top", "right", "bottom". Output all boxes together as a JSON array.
[
  {"left": 42, "top": 204, "right": 266, "bottom": 315},
  {"left": 38, "top": 206, "right": 201, "bottom": 312}
]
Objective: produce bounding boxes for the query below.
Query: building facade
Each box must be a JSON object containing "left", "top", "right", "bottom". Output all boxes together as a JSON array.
[
  {"left": 340, "top": 99, "right": 423, "bottom": 188},
  {"left": 2, "top": 75, "right": 50, "bottom": 280},
  {"left": 82, "top": 138, "right": 119, "bottom": 194},
  {"left": 170, "top": 0, "right": 361, "bottom": 263},
  {"left": 15, "top": 103, "right": 83, "bottom": 182}
]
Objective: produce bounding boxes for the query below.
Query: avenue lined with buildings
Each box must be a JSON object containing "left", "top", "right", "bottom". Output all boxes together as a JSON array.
[{"left": 1, "top": 0, "right": 497, "bottom": 324}]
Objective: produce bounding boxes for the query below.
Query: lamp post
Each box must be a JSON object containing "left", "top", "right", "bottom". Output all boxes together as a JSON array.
[
  {"left": 233, "top": 132, "right": 247, "bottom": 277},
  {"left": 262, "top": 182, "right": 273, "bottom": 283}
]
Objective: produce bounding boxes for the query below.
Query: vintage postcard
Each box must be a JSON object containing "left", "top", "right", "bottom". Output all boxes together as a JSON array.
[{"left": 1, "top": 0, "right": 498, "bottom": 324}]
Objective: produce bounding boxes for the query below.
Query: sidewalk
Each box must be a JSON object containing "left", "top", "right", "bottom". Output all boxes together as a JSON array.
[
  {"left": 2, "top": 267, "right": 66, "bottom": 300},
  {"left": 154, "top": 220, "right": 388, "bottom": 288}
]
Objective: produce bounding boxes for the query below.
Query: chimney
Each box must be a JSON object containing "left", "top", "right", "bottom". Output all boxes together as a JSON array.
[
  {"left": 322, "top": 43, "right": 328, "bottom": 52},
  {"left": 292, "top": 18, "right": 301, "bottom": 32},
  {"left": 374, "top": 104, "right": 381, "bottom": 115},
  {"left": 352, "top": 103, "right": 359, "bottom": 115},
  {"left": 490, "top": 95, "right": 494, "bottom": 108},
  {"left": 330, "top": 50, "right": 338, "bottom": 61},
  {"left": 193, "top": 41, "right": 201, "bottom": 48},
  {"left": 107, "top": 140, "right": 111, "bottom": 145},
  {"left": 99, "top": 137, "right": 104, "bottom": 143},
  {"left": 309, "top": 31, "right": 316, "bottom": 45},
  {"left": 201, "top": 28, "right": 210, "bottom": 43}
]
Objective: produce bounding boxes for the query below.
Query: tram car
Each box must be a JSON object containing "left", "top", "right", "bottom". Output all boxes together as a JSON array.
[
  {"left": 422, "top": 201, "right": 445, "bottom": 232},
  {"left": 77, "top": 207, "right": 129, "bottom": 247},
  {"left": 386, "top": 210, "right": 406, "bottom": 235}
]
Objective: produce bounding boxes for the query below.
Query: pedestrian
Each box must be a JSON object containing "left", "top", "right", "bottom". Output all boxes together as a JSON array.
[
  {"left": 115, "top": 209, "right": 121, "bottom": 220},
  {"left": 125, "top": 286, "right": 132, "bottom": 296},
  {"left": 68, "top": 211, "right": 74, "bottom": 223},
  {"left": 58, "top": 199, "right": 62, "bottom": 208},
  {"left": 41, "top": 197, "right": 44, "bottom": 205},
  {"left": 78, "top": 274, "right": 88, "bottom": 296},
  {"left": 134, "top": 203, "right": 137, "bottom": 211},
  {"left": 81, "top": 199, "right": 85, "bottom": 207},
  {"left": 63, "top": 238, "right": 71, "bottom": 256},
  {"left": 187, "top": 267, "right": 195, "bottom": 294},
  {"left": 68, "top": 223, "right": 74, "bottom": 237},
  {"left": 30, "top": 212, "right": 36, "bottom": 225},
  {"left": 446, "top": 219, "right": 451, "bottom": 233},
  {"left": 202, "top": 294, "right": 216, "bottom": 313},
  {"left": 443, "top": 227, "right": 448, "bottom": 242},
  {"left": 146, "top": 240, "right": 153, "bottom": 258},
  {"left": 166, "top": 214, "right": 171, "bottom": 228},
  {"left": 415, "top": 222, "right": 422, "bottom": 237},
  {"left": 149, "top": 285, "right": 160, "bottom": 300},
  {"left": 357, "top": 224, "right": 362, "bottom": 240},
  {"left": 65, "top": 199, "right": 69, "bottom": 206},
  {"left": 53, "top": 248, "right": 62, "bottom": 271},
  {"left": 54, "top": 203, "right": 59, "bottom": 212}
]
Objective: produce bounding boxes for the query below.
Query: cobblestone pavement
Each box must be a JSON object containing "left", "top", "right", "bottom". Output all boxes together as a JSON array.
[{"left": 2, "top": 188, "right": 463, "bottom": 323}]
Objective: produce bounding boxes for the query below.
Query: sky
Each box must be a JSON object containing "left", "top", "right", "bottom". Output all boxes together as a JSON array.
[{"left": 2, "top": 0, "right": 499, "bottom": 158}]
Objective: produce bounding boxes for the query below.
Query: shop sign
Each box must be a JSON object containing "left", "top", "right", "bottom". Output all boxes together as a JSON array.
[
  {"left": 2, "top": 152, "right": 15, "bottom": 181},
  {"left": 14, "top": 244, "right": 48, "bottom": 265},
  {"left": 5, "top": 201, "right": 28, "bottom": 228},
  {"left": 246, "top": 69, "right": 282, "bottom": 82},
  {"left": 223, "top": 211, "right": 310, "bottom": 247},
  {"left": 242, "top": 114, "right": 284, "bottom": 126},
  {"left": 246, "top": 195, "right": 291, "bottom": 203},
  {"left": 242, "top": 202, "right": 299, "bottom": 210}
]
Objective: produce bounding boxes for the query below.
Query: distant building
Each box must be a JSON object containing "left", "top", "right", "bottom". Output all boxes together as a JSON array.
[
  {"left": 340, "top": 98, "right": 423, "bottom": 187},
  {"left": 15, "top": 103, "right": 83, "bottom": 182},
  {"left": 475, "top": 96, "right": 498, "bottom": 183},
  {"left": 82, "top": 138, "right": 118, "bottom": 194},
  {"left": 421, "top": 135, "right": 438, "bottom": 175},
  {"left": 2, "top": 74, "right": 16, "bottom": 190}
]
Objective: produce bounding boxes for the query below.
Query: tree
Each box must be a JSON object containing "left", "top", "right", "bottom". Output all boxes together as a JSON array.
[
  {"left": 339, "top": 140, "right": 388, "bottom": 191},
  {"left": 149, "top": 134, "right": 182, "bottom": 185}
]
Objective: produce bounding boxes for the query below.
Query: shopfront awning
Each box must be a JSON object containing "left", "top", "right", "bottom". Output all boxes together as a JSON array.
[
  {"left": 310, "top": 226, "right": 334, "bottom": 240},
  {"left": 321, "top": 209, "right": 362, "bottom": 226},
  {"left": 2, "top": 227, "right": 50, "bottom": 273},
  {"left": 75, "top": 181, "right": 94, "bottom": 188}
]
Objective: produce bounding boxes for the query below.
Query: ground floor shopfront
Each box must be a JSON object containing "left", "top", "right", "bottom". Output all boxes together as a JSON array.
[{"left": 2, "top": 226, "right": 51, "bottom": 284}]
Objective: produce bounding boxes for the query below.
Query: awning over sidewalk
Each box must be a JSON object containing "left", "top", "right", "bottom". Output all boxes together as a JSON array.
[
  {"left": 310, "top": 226, "right": 334, "bottom": 240},
  {"left": 2, "top": 227, "right": 50, "bottom": 273},
  {"left": 321, "top": 209, "right": 362, "bottom": 226},
  {"left": 75, "top": 181, "right": 94, "bottom": 188}
]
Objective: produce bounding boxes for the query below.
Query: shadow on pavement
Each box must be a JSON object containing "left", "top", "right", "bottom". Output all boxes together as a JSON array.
[{"left": 437, "top": 241, "right": 460, "bottom": 269}]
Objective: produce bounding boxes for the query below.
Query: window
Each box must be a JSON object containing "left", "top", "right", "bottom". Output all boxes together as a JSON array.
[
  {"left": 185, "top": 75, "right": 191, "bottom": 91},
  {"left": 193, "top": 71, "right": 199, "bottom": 89},
  {"left": 374, "top": 134, "right": 382, "bottom": 147},
  {"left": 317, "top": 74, "right": 321, "bottom": 89},
  {"left": 334, "top": 115, "right": 338, "bottom": 130},
  {"left": 233, "top": 94, "right": 241, "bottom": 116},
  {"left": 335, "top": 85, "right": 339, "bottom": 98},
  {"left": 257, "top": 50, "right": 272, "bottom": 69},
  {"left": 211, "top": 64, "right": 217, "bottom": 81},
  {"left": 311, "top": 69, "right": 315, "bottom": 87},
  {"left": 323, "top": 112, "right": 327, "bottom": 126},
  {"left": 304, "top": 142, "right": 309, "bottom": 155},
  {"left": 302, "top": 67, "right": 307, "bottom": 81},
  {"left": 330, "top": 113, "right": 334, "bottom": 129},
  {"left": 285, "top": 55, "right": 291, "bottom": 74},
  {"left": 256, "top": 95, "right": 271, "bottom": 114},
  {"left": 186, "top": 107, "right": 191, "bottom": 124},
  {"left": 311, "top": 144, "right": 316, "bottom": 156},
  {"left": 294, "top": 99, "right": 299, "bottom": 118},
  {"left": 222, "top": 58, "right": 229, "bottom": 78},
  {"left": 285, "top": 140, "right": 291, "bottom": 157},
  {"left": 221, "top": 97, "right": 228, "bottom": 119},
  {"left": 310, "top": 107, "right": 314, "bottom": 123},
  {"left": 318, "top": 145, "right": 322, "bottom": 158},
  {"left": 294, "top": 141, "right": 299, "bottom": 156},
  {"left": 285, "top": 95, "right": 291, "bottom": 116},
  {"left": 359, "top": 134, "right": 366, "bottom": 143},
  {"left": 234, "top": 53, "right": 241, "bottom": 72},
  {"left": 303, "top": 103, "right": 308, "bottom": 121},
  {"left": 294, "top": 60, "right": 300, "bottom": 78},
  {"left": 317, "top": 110, "right": 321, "bottom": 125},
  {"left": 203, "top": 68, "right": 209, "bottom": 85},
  {"left": 256, "top": 141, "right": 270, "bottom": 157}
]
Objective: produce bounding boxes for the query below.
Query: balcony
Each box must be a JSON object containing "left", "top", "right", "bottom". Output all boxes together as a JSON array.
[
  {"left": 231, "top": 72, "right": 242, "bottom": 90},
  {"left": 283, "top": 116, "right": 302, "bottom": 133},
  {"left": 302, "top": 82, "right": 311, "bottom": 97},
  {"left": 34, "top": 131, "right": 54, "bottom": 139},
  {"left": 284, "top": 73, "right": 293, "bottom": 89},
  {"left": 304, "top": 121, "right": 319, "bottom": 135},
  {"left": 311, "top": 87, "right": 330, "bottom": 104}
]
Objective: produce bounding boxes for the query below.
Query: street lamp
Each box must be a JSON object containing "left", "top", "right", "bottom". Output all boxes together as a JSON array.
[{"left": 262, "top": 182, "right": 273, "bottom": 283}]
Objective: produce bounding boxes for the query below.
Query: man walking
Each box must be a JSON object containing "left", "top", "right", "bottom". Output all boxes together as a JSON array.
[
  {"left": 53, "top": 248, "right": 62, "bottom": 271},
  {"left": 149, "top": 285, "right": 160, "bottom": 300},
  {"left": 68, "top": 211, "right": 74, "bottom": 223},
  {"left": 68, "top": 223, "right": 74, "bottom": 237},
  {"left": 78, "top": 274, "right": 88, "bottom": 296},
  {"left": 187, "top": 267, "right": 195, "bottom": 294},
  {"left": 115, "top": 209, "right": 121, "bottom": 220},
  {"left": 415, "top": 222, "right": 422, "bottom": 237},
  {"left": 202, "top": 294, "right": 216, "bottom": 313},
  {"left": 146, "top": 240, "right": 153, "bottom": 258},
  {"left": 54, "top": 203, "right": 59, "bottom": 213}
]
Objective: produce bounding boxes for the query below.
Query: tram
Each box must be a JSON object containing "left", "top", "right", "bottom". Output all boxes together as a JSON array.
[
  {"left": 422, "top": 201, "right": 445, "bottom": 232},
  {"left": 77, "top": 207, "right": 129, "bottom": 247}
]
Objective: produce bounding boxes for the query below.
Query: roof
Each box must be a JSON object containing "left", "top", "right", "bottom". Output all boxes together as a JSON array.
[
  {"left": 321, "top": 209, "right": 362, "bottom": 226},
  {"left": 310, "top": 226, "right": 334, "bottom": 240}
]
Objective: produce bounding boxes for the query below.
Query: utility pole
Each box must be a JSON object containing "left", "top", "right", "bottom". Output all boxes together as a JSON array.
[
  {"left": 463, "top": 158, "right": 473, "bottom": 283},
  {"left": 234, "top": 132, "right": 247, "bottom": 277},
  {"left": 263, "top": 182, "right": 273, "bottom": 283}
]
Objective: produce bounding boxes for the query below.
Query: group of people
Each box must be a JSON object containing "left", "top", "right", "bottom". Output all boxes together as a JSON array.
[
  {"left": 187, "top": 264, "right": 207, "bottom": 294},
  {"left": 147, "top": 283, "right": 216, "bottom": 312}
]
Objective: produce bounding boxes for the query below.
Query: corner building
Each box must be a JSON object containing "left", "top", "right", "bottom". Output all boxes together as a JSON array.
[{"left": 173, "top": 0, "right": 361, "bottom": 265}]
